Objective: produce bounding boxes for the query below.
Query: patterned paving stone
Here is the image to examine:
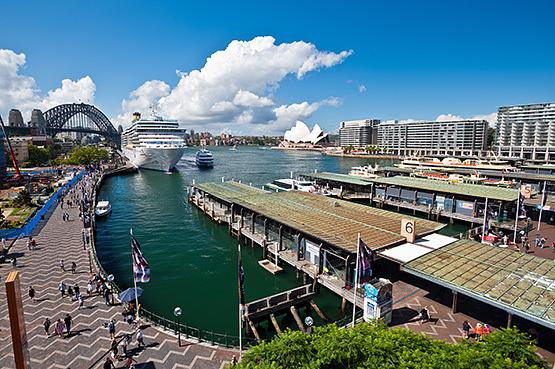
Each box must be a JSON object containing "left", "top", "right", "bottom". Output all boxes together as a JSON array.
[{"left": 0, "top": 175, "right": 236, "bottom": 369}]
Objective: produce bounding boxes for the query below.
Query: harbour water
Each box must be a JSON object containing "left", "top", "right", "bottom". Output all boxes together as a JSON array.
[{"left": 95, "top": 147, "right": 467, "bottom": 336}]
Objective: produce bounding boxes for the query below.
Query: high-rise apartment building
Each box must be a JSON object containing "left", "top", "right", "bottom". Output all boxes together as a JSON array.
[
  {"left": 377, "top": 119, "right": 487, "bottom": 156},
  {"left": 496, "top": 102, "right": 555, "bottom": 160},
  {"left": 338, "top": 119, "right": 380, "bottom": 147}
]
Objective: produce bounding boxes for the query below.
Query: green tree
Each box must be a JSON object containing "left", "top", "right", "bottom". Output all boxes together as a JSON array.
[
  {"left": 12, "top": 189, "right": 33, "bottom": 207},
  {"left": 233, "top": 322, "right": 547, "bottom": 369},
  {"left": 26, "top": 145, "right": 50, "bottom": 167},
  {"left": 63, "top": 146, "right": 110, "bottom": 165}
]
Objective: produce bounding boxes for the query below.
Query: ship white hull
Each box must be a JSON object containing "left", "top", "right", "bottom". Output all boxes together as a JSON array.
[{"left": 123, "top": 146, "right": 186, "bottom": 172}]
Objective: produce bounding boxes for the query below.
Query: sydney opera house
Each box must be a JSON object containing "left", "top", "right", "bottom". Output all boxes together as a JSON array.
[{"left": 278, "top": 121, "right": 330, "bottom": 149}]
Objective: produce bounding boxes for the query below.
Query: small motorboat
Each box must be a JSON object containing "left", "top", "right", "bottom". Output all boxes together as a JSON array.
[{"left": 95, "top": 201, "right": 112, "bottom": 217}]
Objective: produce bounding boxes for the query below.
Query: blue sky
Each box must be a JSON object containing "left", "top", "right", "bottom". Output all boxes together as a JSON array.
[{"left": 1, "top": 0, "right": 554, "bottom": 134}]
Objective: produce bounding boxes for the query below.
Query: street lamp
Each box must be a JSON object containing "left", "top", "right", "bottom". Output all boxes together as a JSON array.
[
  {"left": 304, "top": 316, "right": 314, "bottom": 334},
  {"left": 174, "top": 307, "right": 182, "bottom": 347},
  {"left": 107, "top": 274, "right": 115, "bottom": 305}
]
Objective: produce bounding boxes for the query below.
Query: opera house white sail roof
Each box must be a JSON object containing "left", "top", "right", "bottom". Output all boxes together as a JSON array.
[{"left": 283, "top": 121, "right": 328, "bottom": 144}]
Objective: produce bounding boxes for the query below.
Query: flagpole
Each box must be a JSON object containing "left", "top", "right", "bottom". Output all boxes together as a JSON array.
[
  {"left": 538, "top": 181, "right": 547, "bottom": 231},
  {"left": 131, "top": 228, "right": 140, "bottom": 321},
  {"left": 351, "top": 233, "right": 360, "bottom": 327},
  {"left": 481, "top": 197, "right": 488, "bottom": 243},
  {"left": 513, "top": 187, "right": 521, "bottom": 244},
  {"left": 238, "top": 243, "right": 243, "bottom": 359}
]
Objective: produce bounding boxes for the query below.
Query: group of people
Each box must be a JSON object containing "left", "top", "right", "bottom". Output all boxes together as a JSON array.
[
  {"left": 517, "top": 233, "right": 555, "bottom": 254},
  {"left": 42, "top": 313, "right": 73, "bottom": 339},
  {"left": 462, "top": 320, "right": 492, "bottom": 341},
  {"left": 102, "top": 318, "right": 146, "bottom": 369}
]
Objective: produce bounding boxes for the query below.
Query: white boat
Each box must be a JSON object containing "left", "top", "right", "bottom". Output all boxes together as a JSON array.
[
  {"left": 397, "top": 156, "right": 518, "bottom": 172},
  {"left": 95, "top": 201, "right": 112, "bottom": 217},
  {"left": 196, "top": 149, "right": 214, "bottom": 168},
  {"left": 265, "top": 179, "right": 316, "bottom": 192},
  {"left": 121, "top": 112, "right": 187, "bottom": 172},
  {"left": 348, "top": 164, "right": 380, "bottom": 178}
]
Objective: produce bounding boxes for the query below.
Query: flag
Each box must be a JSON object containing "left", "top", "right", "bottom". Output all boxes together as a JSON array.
[
  {"left": 131, "top": 236, "right": 151, "bottom": 283},
  {"left": 519, "top": 193, "right": 527, "bottom": 219},
  {"left": 357, "top": 238, "right": 373, "bottom": 284},
  {"left": 541, "top": 188, "right": 548, "bottom": 209},
  {"left": 237, "top": 246, "right": 245, "bottom": 316}
]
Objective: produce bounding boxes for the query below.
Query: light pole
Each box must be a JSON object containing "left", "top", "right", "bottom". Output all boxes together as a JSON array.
[
  {"left": 107, "top": 274, "right": 115, "bottom": 305},
  {"left": 304, "top": 316, "right": 314, "bottom": 334},
  {"left": 174, "top": 307, "right": 182, "bottom": 347}
]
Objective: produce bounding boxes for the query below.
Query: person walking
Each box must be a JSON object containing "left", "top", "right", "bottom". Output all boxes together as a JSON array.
[
  {"left": 55, "top": 319, "right": 65, "bottom": 338},
  {"left": 11, "top": 256, "right": 17, "bottom": 268},
  {"left": 103, "top": 357, "right": 115, "bottom": 369},
  {"left": 43, "top": 317, "right": 51, "bottom": 337},
  {"left": 71, "top": 262, "right": 77, "bottom": 274},
  {"left": 462, "top": 320, "right": 471, "bottom": 338},
  {"left": 26, "top": 236, "right": 31, "bottom": 250},
  {"left": 78, "top": 295, "right": 85, "bottom": 309},
  {"left": 122, "top": 334, "right": 131, "bottom": 355},
  {"left": 136, "top": 329, "right": 145, "bottom": 348},
  {"left": 58, "top": 281, "right": 66, "bottom": 298},
  {"left": 108, "top": 319, "right": 116, "bottom": 339},
  {"left": 103, "top": 287, "right": 110, "bottom": 305},
  {"left": 28, "top": 286, "right": 36, "bottom": 302},
  {"left": 123, "top": 355, "right": 137, "bottom": 369},
  {"left": 74, "top": 283, "right": 80, "bottom": 299},
  {"left": 87, "top": 281, "right": 93, "bottom": 295},
  {"left": 60, "top": 259, "right": 65, "bottom": 271},
  {"left": 64, "top": 313, "right": 72, "bottom": 336}
]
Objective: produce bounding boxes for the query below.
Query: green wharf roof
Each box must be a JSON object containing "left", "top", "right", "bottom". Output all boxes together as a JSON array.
[
  {"left": 230, "top": 190, "right": 445, "bottom": 253},
  {"left": 301, "top": 172, "right": 373, "bottom": 186},
  {"left": 371, "top": 176, "right": 520, "bottom": 202},
  {"left": 402, "top": 240, "right": 555, "bottom": 330},
  {"left": 195, "top": 181, "right": 266, "bottom": 203}
]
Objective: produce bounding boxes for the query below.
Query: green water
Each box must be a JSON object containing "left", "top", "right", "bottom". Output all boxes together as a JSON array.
[{"left": 95, "top": 147, "right": 466, "bottom": 336}]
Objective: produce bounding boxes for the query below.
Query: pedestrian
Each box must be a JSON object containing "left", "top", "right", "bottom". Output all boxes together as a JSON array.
[
  {"left": 483, "top": 324, "right": 492, "bottom": 336},
  {"left": 124, "top": 356, "right": 137, "bottom": 369},
  {"left": 43, "top": 317, "right": 51, "bottom": 337},
  {"left": 26, "top": 236, "right": 31, "bottom": 250},
  {"left": 59, "top": 281, "right": 66, "bottom": 298},
  {"left": 230, "top": 355, "right": 238, "bottom": 367},
  {"left": 525, "top": 242, "right": 531, "bottom": 253},
  {"left": 110, "top": 347, "right": 119, "bottom": 364},
  {"left": 535, "top": 235, "right": 540, "bottom": 247},
  {"left": 31, "top": 238, "right": 36, "bottom": 250},
  {"left": 462, "top": 320, "right": 471, "bottom": 338},
  {"left": 419, "top": 306, "right": 429, "bottom": 324},
  {"left": 122, "top": 334, "right": 131, "bottom": 355},
  {"left": 1, "top": 237, "right": 6, "bottom": 252},
  {"left": 108, "top": 319, "right": 116, "bottom": 339},
  {"left": 74, "top": 283, "right": 80, "bottom": 299},
  {"left": 28, "top": 286, "right": 36, "bottom": 302},
  {"left": 60, "top": 259, "right": 65, "bottom": 271},
  {"left": 55, "top": 319, "right": 65, "bottom": 338},
  {"left": 474, "top": 323, "right": 484, "bottom": 341},
  {"left": 103, "top": 357, "right": 115, "bottom": 369},
  {"left": 71, "top": 261, "right": 77, "bottom": 274},
  {"left": 540, "top": 237, "right": 547, "bottom": 249},
  {"left": 87, "top": 281, "right": 93, "bottom": 295},
  {"left": 11, "top": 256, "right": 17, "bottom": 268},
  {"left": 64, "top": 313, "right": 72, "bottom": 336},
  {"left": 136, "top": 329, "right": 145, "bottom": 347},
  {"left": 104, "top": 288, "right": 110, "bottom": 305}
]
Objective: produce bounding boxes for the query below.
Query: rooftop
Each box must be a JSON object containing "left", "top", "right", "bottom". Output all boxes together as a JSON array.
[
  {"left": 301, "top": 172, "right": 373, "bottom": 186},
  {"left": 402, "top": 239, "right": 555, "bottom": 330},
  {"left": 371, "top": 176, "right": 520, "bottom": 202},
  {"left": 230, "top": 189, "right": 445, "bottom": 253},
  {"left": 195, "top": 181, "right": 266, "bottom": 203}
]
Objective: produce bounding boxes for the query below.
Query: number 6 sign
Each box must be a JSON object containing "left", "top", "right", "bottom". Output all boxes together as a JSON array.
[{"left": 401, "top": 219, "right": 416, "bottom": 243}]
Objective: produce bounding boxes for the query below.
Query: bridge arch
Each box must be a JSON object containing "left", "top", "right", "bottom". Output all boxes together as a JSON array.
[{"left": 43, "top": 103, "right": 120, "bottom": 147}]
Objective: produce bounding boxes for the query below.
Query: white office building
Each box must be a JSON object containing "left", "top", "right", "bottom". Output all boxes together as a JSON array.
[
  {"left": 377, "top": 119, "right": 488, "bottom": 156},
  {"left": 496, "top": 102, "right": 555, "bottom": 160},
  {"left": 338, "top": 119, "right": 380, "bottom": 147}
]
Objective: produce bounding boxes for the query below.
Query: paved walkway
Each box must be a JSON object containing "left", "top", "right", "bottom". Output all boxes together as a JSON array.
[{"left": 0, "top": 178, "right": 236, "bottom": 369}]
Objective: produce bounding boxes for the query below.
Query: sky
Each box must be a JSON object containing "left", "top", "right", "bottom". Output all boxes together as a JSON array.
[{"left": 1, "top": 0, "right": 554, "bottom": 135}]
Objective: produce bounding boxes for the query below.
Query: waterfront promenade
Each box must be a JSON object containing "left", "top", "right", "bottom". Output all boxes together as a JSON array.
[{"left": 0, "top": 175, "right": 235, "bottom": 369}]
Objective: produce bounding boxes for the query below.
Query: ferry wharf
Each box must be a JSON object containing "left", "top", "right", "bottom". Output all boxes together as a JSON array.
[
  {"left": 0, "top": 166, "right": 235, "bottom": 369},
  {"left": 190, "top": 181, "right": 555, "bottom": 358}
]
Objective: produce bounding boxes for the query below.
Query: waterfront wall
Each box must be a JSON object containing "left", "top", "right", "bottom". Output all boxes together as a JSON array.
[{"left": 0, "top": 170, "right": 84, "bottom": 239}]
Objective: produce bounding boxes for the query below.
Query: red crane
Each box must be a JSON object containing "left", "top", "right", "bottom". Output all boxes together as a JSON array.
[{"left": 0, "top": 114, "right": 22, "bottom": 177}]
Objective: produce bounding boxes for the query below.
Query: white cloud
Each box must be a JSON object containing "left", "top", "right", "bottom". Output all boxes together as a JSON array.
[
  {"left": 436, "top": 112, "right": 497, "bottom": 125},
  {"left": 358, "top": 84, "right": 367, "bottom": 93},
  {"left": 118, "top": 36, "right": 351, "bottom": 134},
  {"left": 435, "top": 113, "right": 463, "bottom": 122},
  {"left": 471, "top": 112, "right": 497, "bottom": 125},
  {"left": 0, "top": 48, "right": 96, "bottom": 120}
]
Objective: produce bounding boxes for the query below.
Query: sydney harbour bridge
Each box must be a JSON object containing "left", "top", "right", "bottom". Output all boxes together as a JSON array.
[{"left": 3, "top": 103, "right": 121, "bottom": 147}]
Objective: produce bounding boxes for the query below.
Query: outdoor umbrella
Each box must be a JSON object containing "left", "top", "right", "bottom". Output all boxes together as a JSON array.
[{"left": 118, "top": 287, "right": 144, "bottom": 302}]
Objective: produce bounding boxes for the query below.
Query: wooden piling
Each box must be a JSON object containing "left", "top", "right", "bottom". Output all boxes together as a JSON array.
[
  {"left": 247, "top": 319, "right": 261, "bottom": 341},
  {"left": 290, "top": 306, "right": 306, "bottom": 333},
  {"left": 340, "top": 297, "right": 347, "bottom": 317},
  {"left": 270, "top": 314, "right": 282, "bottom": 335},
  {"left": 310, "top": 300, "right": 330, "bottom": 322}
]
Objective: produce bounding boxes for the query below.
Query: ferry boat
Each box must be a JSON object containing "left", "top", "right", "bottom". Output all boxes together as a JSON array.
[
  {"left": 195, "top": 149, "right": 214, "bottom": 168},
  {"left": 398, "top": 156, "right": 518, "bottom": 172},
  {"left": 95, "top": 201, "right": 112, "bottom": 217},
  {"left": 265, "top": 179, "right": 316, "bottom": 192},
  {"left": 348, "top": 164, "right": 380, "bottom": 178},
  {"left": 122, "top": 112, "right": 186, "bottom": 172}
]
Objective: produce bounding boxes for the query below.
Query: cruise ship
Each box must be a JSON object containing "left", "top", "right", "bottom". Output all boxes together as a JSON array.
[{"left": 122, "top": 112, "right": 187, "bottom": 172}]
